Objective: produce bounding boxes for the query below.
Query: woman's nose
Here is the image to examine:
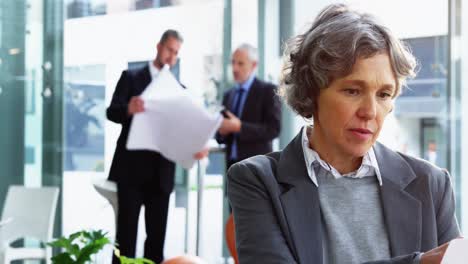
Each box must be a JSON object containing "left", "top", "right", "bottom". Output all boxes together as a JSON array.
[{"left": 356, "top": 96, "right": 377, "bottom": 120}]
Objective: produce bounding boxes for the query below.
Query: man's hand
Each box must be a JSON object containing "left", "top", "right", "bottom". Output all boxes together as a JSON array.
[
  {"left": 128, "top": 96, "right": 145, "bottom": 115},
  {"left": 194, "top": 148, "right": 210, "bottom": 160},
  {"left": 218, "top": 110, "right": 242, "bottom": 136}
]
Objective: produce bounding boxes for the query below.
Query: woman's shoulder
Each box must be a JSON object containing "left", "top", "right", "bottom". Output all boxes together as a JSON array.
[
  {"left": 230, "top": 152, "right": 281, "bottom": 172},
  {"left": 376, "top": 142, "right": 449, "bottom": 181},
  {"left": 398, "top": 151, "right": 447, "bottom": 175},
  {"left": 395, "top": 151, "right": 452, "bottom": 189},
  {"left": 375, "top": 142, "right": 451, "bottom": 192},
  {"left": 228, "top": 152, "right": 282, "bottom": 183}
]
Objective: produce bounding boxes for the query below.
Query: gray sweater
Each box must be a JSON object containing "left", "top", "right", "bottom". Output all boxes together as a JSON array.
[{"left": 316, "top": 165, "right": 391, "bottom": 264}]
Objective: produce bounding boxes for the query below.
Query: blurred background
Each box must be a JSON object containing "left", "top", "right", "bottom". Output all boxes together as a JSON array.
[{"left": 0, "top": 0, "right": 467, "bottom": 263}]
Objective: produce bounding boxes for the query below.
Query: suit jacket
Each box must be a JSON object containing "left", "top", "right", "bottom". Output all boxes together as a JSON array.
[
  {"left": 107, "top": 65, "right": 175, "bottom": 193},
  {"left": 227, "top": 129, "right": 460, "bottom": 264},
  {"left": 216, "top": 78, "right": 281, "bottom": 161}
]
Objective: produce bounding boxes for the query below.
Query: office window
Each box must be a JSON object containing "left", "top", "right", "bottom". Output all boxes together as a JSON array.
[
  {"left": 66, "top": 0, "right": 106, "bottom": 19},
  {"left": 64, "top": 65, "right": 106, "bottom": 171}
]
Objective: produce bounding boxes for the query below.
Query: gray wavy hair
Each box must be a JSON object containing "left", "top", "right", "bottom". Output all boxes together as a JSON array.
[
  {"left": 279, "top": 4, "right": 417, "bottom": 119},
  {"left": 235, "top": 43, "right": 258, "bottom": 62}
]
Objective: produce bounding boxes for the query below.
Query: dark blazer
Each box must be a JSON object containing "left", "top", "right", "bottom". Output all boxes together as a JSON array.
[
  {"left": 107, "top": 65, "right": 175, "bottom": 193},
  {"left": 227, "top": 129, "right": 460, "bottom": 264},
  {"left": 216, "top": 77, "right": 281, "bottom": 161}
]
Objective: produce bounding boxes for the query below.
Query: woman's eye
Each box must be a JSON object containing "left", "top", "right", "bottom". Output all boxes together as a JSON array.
[
  {"left": 344, "top": 88, "right": 359, "bottom": 95},
  {"left": 378, "top": 92, "right": 393, "bottom": 99}
]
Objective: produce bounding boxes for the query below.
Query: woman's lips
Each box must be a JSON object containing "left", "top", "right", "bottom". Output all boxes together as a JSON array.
[{"left": 349, "top": 128, "right": 373, "bottom": 140}]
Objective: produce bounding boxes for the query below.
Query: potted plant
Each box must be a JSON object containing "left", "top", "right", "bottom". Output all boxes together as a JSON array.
[{"left": 47, "top": 229, "right": 154, "bottom": 264}]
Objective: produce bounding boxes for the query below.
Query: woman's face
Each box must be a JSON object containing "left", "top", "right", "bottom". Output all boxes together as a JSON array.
[{"left": 312, "top": 53, "right": 396, "bottom": 163}]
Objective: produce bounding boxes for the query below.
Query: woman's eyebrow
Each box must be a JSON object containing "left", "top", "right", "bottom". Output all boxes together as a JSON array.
[{"left": 342, "top": 79, "right": 395, "bottom": 90}]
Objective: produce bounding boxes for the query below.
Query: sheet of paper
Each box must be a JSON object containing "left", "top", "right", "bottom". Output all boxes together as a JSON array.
[
  {"left": 140, "top": 64, "right": 184, "bottom": 101},
  {"left": 126, "top": 65, "right": 223, "bottom": 169},
  {"left": 441, "top": 238, "right": 468, "bottom": 264}
]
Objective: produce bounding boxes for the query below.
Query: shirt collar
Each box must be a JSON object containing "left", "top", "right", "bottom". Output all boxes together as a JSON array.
[
  {"left": 148, "top": 61, "right": 160, "bottom": 80},
  {"left": 301, "top": 125, "right": 383, "bottom": 187},
  {"left": 236, "top": 73, "right": 256, "bottom": 91}
]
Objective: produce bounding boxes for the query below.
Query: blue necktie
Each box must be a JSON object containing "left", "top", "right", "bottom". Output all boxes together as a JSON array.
[
  {"left": 232, "top": 88, "right": 245, "bottom": 117},
  {"left": 230, "top": 88, "right": 245, "bottom": 161}
]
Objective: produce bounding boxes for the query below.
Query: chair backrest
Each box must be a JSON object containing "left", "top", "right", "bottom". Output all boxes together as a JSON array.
[
  {"left": 225, "top": 213, "right": 239, "bottom": 264},
  {"left": 92, "top": 179, "right": 118, "bottom": 214},
  {"left": 0, "top": 185, "right": 59, "bottom": 244}
]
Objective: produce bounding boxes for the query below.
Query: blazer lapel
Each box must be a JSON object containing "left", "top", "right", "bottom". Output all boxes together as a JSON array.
[
  {"left": 136, "top": 65, "right": 152, "bottom": 95},
  {"left": 226, "top": 89, "right": 236, "bottom": 112},
  {"left": 277, "top": 130, "right": 323, "bottom": 263},
  {"left": 374, "top": 143, "right": 422, "bottom": 256},
  {"left": 239, "top": 78, "right": 259, "bottom": 119}
]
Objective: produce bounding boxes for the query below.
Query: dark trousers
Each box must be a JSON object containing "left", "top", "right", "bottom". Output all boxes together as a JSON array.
[{"left": 113, "top": 181, "right": 171, "bottom": 264}]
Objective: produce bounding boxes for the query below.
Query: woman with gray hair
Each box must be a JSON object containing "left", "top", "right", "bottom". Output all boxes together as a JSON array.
[{"left": 227, "top": 4, "right": 460, "bottom": 264}]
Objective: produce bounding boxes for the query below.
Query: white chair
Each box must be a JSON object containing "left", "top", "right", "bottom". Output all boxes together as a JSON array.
[
  {"left": 0, "top": 185, "right": 59, "bottom": 264},
  {"left": 92, "top": 179, "right": 118, "bottom": 226}
]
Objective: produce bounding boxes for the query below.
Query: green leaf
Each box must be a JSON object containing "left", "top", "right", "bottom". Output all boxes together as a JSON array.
[
  {"left": 69, "top": 231, "right": 84, "bottom": 241},
  {"left": 137, "top": 258, "right": 155, "bottom": 264},
  {"left": 69, "top": 243, "right": 81, "bottom": 258},
  {"left": 117, "top": 256, "right": 155, "bottom": 264},
  {"left": 48, "top": 229, "right": 112, "bottom": 264},
  {"left": 76, "top": 244, "right": 102, "bottom": 263},
  {"left": 47, "top": 237, "right": 70, "bottom": 248},
  {"left": 50, "top": 252, "right": 75, "bottom": 264}
]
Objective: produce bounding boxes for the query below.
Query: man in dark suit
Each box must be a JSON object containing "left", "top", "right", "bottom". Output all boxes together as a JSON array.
[
  {"left": 216, "top": 44, "right": 281, "bottom": 169},
  {"left": 107, "top": 29, "right": 207, "bottom": 264}
]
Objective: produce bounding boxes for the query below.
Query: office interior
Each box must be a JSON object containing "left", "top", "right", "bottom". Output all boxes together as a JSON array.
[{"left": 1, "top": 0, "right": 468, "bottom": 263}]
